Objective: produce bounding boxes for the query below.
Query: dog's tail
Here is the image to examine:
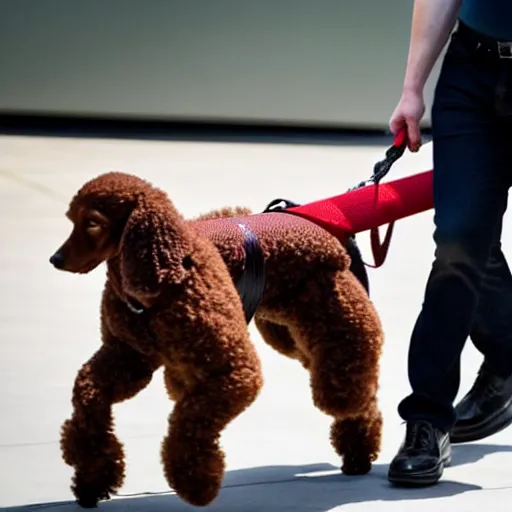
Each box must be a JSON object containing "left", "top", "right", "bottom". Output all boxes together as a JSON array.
[
  {"left": 194, "top": 206, "right": 252, "bottom": 221},
  {"left": 346, "top": 237, "right": 370, "bottom": 296}
]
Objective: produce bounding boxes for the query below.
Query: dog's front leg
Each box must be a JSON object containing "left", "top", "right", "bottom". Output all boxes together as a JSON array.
[
  {"left": 60, "top": 339, "right": 160, "bottom": 508},
  {"left": 161, "top": 368, "right": 261, "bottom": 506},
  {"left": 156, "top": 315, "right": 262, "bottom": 507}
]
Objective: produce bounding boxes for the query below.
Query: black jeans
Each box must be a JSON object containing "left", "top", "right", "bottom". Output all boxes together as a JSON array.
[{"left": 398, "top": 21, "right": 512, "bottom": 432}]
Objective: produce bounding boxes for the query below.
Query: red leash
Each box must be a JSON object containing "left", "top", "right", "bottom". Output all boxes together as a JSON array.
[{"left": 263, "top": 129, "right": 430, "bottom": 269}]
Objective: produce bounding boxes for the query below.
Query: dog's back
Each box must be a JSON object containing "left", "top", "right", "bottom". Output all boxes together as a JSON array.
[{"left": 190, "top": 209, "right": 370, "bottom": 295}]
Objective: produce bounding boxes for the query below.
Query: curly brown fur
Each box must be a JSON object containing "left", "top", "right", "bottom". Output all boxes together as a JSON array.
[
  {"left": 194, "top": 206, "right": 252, "bottom": 221},
  {"left": 51, "top": 171, "right": 384, "bottom": 506},
  {"left": 192, "top": 200, "right": 384, "bottom": 476},
  {"left": 51, "top": 172, "right": 263, "bottom": 507},
  {"left": 167, "top": 192, "right": 383, "bottom": 475}
]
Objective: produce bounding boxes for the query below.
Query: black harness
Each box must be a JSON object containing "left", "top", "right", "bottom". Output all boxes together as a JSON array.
[
  {"left": 232, "top": 203, "right": 370, "bottom": 325},
  {"left": 233, "top": 222, "right": 266, "bottom": 323}
]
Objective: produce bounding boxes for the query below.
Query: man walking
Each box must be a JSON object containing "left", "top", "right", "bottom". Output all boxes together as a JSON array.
[{"left": 387, "top": 0, "right": 512, "bottom": 486}]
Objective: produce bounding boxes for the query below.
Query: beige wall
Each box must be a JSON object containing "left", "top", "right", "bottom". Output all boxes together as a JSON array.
[{"left": 0, "top": 0, "right": 443, "bottom": 129}]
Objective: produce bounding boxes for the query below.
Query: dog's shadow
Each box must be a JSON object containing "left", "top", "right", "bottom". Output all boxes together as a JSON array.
[{"left": 3, "top": 443, "right": 511, "bottom": 512}]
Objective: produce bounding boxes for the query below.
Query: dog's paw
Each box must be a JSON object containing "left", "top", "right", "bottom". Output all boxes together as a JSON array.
[
  {"left": 162, "top": 436, "right": 225, "bottom": 506},
  {"left": 341, "top": 456, "right": 372, "bottom": 476},
  {"left": 172, "top": 473, "right": 223, "bottom": 507},
  {"left": 74, "top": 480, "right": 114, "bottom": 508},
  {"left": 69, "top": 444, "right": 125, "bottom": 508},
  {"left": 77, "top": 495, "right": 101, "bottom": 509}
]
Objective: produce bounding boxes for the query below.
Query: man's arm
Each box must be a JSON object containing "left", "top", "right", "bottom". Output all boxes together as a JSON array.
[
  {"left": 390, "top": 0, "right": 462, "bottom": 149},
  {"left": 402, "top": 0, "right": 462, "bottom": 94}
]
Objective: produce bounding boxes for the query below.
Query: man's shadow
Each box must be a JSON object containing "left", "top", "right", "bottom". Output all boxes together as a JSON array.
[{"left": 3, "top": 443, "right": 511, "bottom": 512}]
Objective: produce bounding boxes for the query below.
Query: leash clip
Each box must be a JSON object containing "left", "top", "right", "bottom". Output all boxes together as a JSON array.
[
  {"left": 371, "top": 128, "right": 408, "bottom": 185},
  {"left": 357, "top": 128, "right": 408, "bottom": 268},
  {"left": 262, "top": 198, "right": 301, "bottom": 212}
]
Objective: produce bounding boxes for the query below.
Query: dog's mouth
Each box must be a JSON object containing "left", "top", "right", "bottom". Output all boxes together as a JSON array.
[
  {"left": 75, "top": 260, "right": 103, "bottom": 274},
  {"left": 66, "top": 258, "right": 104, "bottom": 274},
  {"left": 50, "top": 253, "right": 102, "bottom": 274}
]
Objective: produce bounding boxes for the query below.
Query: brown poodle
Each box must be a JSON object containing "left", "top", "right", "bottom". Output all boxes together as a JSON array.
[{"left": 50, "top": 171, "right": 384, "bottom": 508}]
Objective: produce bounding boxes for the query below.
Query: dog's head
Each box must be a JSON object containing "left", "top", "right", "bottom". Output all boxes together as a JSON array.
[{"left": 50, "top": 172, "right": 192, "bottom": 304}]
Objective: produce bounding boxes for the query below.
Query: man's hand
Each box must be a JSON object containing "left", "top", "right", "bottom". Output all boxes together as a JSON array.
[{"left": 389, "top": 89, "right": 425, "bottom": 152}]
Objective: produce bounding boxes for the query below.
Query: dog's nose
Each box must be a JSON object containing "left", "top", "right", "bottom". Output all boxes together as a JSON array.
[{"left": 49, "top": 252, "right": 65, "bottom": 269}]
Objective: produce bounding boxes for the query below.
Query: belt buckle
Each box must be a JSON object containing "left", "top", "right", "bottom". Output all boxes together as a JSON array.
[{"left": 498, "top": 41, "right": 512, "bottom": 58}]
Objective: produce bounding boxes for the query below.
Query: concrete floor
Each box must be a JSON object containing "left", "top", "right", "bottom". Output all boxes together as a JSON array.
[{"left": 1, "top": 134, "right": 512, "bottom": 511}]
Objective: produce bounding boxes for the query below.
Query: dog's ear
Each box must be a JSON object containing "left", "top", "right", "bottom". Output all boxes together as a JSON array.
[{"left": 120, "top": 203, "right": 190, "bottom": 304}]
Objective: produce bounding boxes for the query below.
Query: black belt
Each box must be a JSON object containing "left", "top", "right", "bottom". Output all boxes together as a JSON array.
[{"left": 458, "top": 20, "right": 512, "bottom": 59}]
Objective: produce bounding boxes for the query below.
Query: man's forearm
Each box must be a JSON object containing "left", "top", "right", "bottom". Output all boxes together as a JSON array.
[{"left": 403, "top": 0, "right": 462, "bottom": 94}]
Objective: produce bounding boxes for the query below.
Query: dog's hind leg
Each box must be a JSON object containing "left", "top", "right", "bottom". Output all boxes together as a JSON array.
[
  {"left": 292, "top": 269, "right": 382, "bottom": 417},
  {"left": 330, "top": 397, "right": 383, "bottom": 475},
  {"left": 61, "top": 339, "right": 160, "bottom": 508},
  {"left": 291, "top": 268, "right": 383, "bottom": 462}
]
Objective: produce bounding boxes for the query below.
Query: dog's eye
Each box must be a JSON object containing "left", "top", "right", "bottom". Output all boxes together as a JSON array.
[{"left": 85, "top": 220, "right": 102, "bottom": 235}]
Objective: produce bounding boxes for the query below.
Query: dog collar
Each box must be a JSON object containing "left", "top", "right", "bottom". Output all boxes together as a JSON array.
[{"left": 125, "top": 297, "right": 145, "bottom": 315}]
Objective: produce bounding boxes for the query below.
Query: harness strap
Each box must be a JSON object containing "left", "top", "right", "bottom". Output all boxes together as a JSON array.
[
  {"left": 365, "top": 222, "right": 395, "bottom": 268},
  {"left": 233, "top": 222, "right": 265, "bottom": 324}
]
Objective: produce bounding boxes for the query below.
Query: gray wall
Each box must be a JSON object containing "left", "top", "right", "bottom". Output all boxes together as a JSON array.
[{"left": 0, "top": 0, "right": 443, "bottom": 129}]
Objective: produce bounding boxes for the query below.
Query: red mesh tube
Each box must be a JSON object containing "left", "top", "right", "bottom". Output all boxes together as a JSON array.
[{"left": 287, "top": 169, "right": 433, "bottom": 239}]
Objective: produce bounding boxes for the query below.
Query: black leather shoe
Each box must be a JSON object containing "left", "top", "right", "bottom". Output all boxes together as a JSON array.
[
  {"left": 451, "top": 363, "right": 512, "bottom": 444},
  {"left": 388, "top": 420, "right": 451, "bottom": 486}
]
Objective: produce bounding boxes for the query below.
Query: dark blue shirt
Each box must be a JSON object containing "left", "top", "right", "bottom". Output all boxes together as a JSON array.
[{"left": 459, "top": 0, "right": 512, "bottom": 40}]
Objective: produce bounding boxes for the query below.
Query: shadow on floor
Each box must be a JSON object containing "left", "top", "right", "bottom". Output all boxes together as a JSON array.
[
  {"left": 450, "top": 441, "right": 512, "bottom": 466},
  {"left": 3, "top": 443, "right": 509, "bottom": 512}
]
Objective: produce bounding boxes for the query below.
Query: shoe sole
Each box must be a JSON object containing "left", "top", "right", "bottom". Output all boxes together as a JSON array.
[
  {"left": 450, "top": 403, "right": 512, "bottom": 444},
  {"left": 387, "top": 454, "right": 451, "bottom": 487}
]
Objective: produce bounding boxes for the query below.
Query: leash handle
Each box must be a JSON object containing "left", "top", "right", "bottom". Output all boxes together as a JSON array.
[{"left": 392, "top": 127, "right": 407, "bottom": 149}]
